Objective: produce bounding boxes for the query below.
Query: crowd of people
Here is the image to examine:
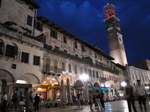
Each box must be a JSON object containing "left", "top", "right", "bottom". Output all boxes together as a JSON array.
[
  {"left": 74, "top": 89, "right": 105, "bottom": 111},
  {"left": 0, "top": 88, "right": 43, "bottom": 112},
  {"left": 0, "top": 80, "right": 149, "bottom": 112}
]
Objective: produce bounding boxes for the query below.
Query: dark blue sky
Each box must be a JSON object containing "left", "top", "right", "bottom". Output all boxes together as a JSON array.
[{"left": 34, "top": 0, "right": 150, "bottom": 64}]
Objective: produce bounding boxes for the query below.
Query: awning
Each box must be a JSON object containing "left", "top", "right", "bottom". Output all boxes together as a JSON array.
[
  {"left": 88, "top": 87, "right": 94, "bottom": 91},
  {"left": 88, "top": 87, "right": 109, "bottom": 91},
  {"left": 94, "top": 87, "right": 100, "bottom": 90},
  {"left": 100, "top": 87, "right": 109, "bottom": 91}
]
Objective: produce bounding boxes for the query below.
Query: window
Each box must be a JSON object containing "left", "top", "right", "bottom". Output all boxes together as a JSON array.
[
  {"left": 93, "top": 71, "right": 95, "bottom": 77},
  {"left": 63, "top": 36, "right": 67, "bottom": 43},
  {"left": 46, "top": 58, "right": 50, "bottom": 71},
  {"left": 34, "top": 21, "right": 43, "bottom": 31},
  {"left": 0, "top": 40, "right": 4, "bottom": 55},
  {"left": 5, "top": 45, "right": 17, "bottom": 58},
  {"left": 27, "top": 15, "right": 33, "bottom": 26},
  {"left": 80, "top": 67, "right": 83, "bottom": 74},
  {"left": 54, "top": 60, "right": 58, "bottom": 73},
  {"left": 50, "top": 29, "right": 57, "bottom": 39},
  {"left": 74, "top": 42, "right": 77, "bottom": 49},
  {"left": 69, "top": 64, "right": 71, "bottom": 73},
  {"left": 95, "top": 53, "right": 97, "bottom": 58},
  {"left": 84, "top": 68, "right": 87, "bottom": 74},
  {"left": 81, "top": 45, "right": 85, "bottom": 52},
  {"left": 89, "top": 50, "right": 92, "bottom": 55},
  {"left": 62, "top": 62, "right": 65, "bottom": 71},
  {"left": 33, "top": 55, "right": 40, "bottom": 66},
  {"left": 12, "top": 64, "right": 16, "bottom": 69},
  {"left": 74, "top": 65, "right": 77, "bottom": 74},
  {"left": 29, "top": 5, "right": 34, "bottom": 10},
  {"left": 88, "top": 69, "right": 91, "bottom": 77},
  {"left": 21, "top": 52, "right": 29, "bottom": 63},
  {"left": 96, "top": 71, "right": 99, "bottom": 78},
  {"left": 0, "top": 0, "right": 2, "bottom": 7}
]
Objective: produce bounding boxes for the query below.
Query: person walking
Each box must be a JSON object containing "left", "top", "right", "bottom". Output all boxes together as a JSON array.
[
  {"left": 77, "top": 91, "right": 80, "bottom": 108},
  {"left": 24, "top": 88, "right": 34, "bottom": 112},
  {"left": 95, "top": 90, "right": 101, "bottom": 111},
  {"left": 19, "top": 92, "right": 25, "bottom": 112},
  {"left": 1, "top": 92, "right": 8, "bottom": 112},
  {"left": 34, "top": 94, "right": 40, "bottom": 111},
  {"left": 89, "top": 91, "right": 94, "bottom": 111},
  {"left": 99, "top": 89, "right": 105, "bottom": 109},
  {"left": 125, "top": 80, "right": 137, "bottom": 112},
  {"left": 80, "top": 92, "right": 84, "bottom": 108},
  {"left": 135, "top": 80, "right": 147, "bottom": 112},
  {"left": 12, "top": 88, "right": 20, "bottom": 111}
]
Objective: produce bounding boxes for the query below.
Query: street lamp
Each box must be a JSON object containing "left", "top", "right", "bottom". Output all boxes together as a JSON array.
[
  {"left": 79, "top": 73, "right": 89, "bottom": 81},
  {"left": 121, "top": 81, "right": 126, "bottom": 98},
  {"left": 121, "top": 81, "right": 126, "bottom": 87}
]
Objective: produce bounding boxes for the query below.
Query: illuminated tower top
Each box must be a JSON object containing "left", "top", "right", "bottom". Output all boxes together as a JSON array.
[{"left": 103, "top": 3, "right": 116, "bottom": 18}]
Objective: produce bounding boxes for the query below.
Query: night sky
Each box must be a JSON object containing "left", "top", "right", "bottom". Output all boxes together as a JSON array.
[{"left": 34, "top": 0, "right": 150, "bottom": 65}]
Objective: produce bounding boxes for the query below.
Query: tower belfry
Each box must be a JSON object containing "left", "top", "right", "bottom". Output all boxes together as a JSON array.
[{"left": 103, "top": 3, "right": 128, "bottom": 66}]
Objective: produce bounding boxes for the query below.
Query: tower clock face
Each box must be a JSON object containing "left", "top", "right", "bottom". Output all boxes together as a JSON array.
[{"left": 117, "top": 32, "right": 123, "bottom": 44}]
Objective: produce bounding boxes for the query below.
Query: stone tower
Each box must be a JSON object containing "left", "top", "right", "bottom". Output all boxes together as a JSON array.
[{"left": 103, "top": 3, "right": 128, "bottom": 66}]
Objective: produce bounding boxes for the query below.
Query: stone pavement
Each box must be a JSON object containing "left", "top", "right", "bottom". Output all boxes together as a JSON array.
[
  {"left": 37, "top": 100, "right": 150, "bottom": 112},
  {"left": 7, "top": 100, "right": 150, "bottom": 112}
]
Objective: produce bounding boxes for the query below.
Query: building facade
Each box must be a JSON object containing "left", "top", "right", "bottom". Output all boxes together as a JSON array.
[
  {"left": 125, "top": 66, "right": 150, "bottom": 91},
  {"left": 130, "top": 59, "right": 150, "bottom": 71},
  {"left": 0, "top": 0, "right": 124, "bottom": 104}
]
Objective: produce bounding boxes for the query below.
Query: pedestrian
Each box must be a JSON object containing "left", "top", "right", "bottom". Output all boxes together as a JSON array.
[
  {"left": 95, "top": 90, "right": 100, "bottom": 110},
  {"left": 34, "top": 94, "right": 40, "bottom": 111},
  {"left": 39, "top": 94, "right": 43, "bottom": 108},
  {"left": 1, "top": 92, "right": 8, "bottom": 112},
  {"left": 24, "top": 88, "right": 34, "bottom": 112},
  {"left": 19, "top": 91, "right": 25, "bottom": 112},
  {"left": 80, "top": 92, "right": 84, "bottom": 108},
  {"left": 135, "top": 79, "right": 147, "bottom": 112},
  {"left": 77, "top": 91, "right": 80, "bottom": 108},
  {"left": 125, "top": 80, "right": 137, "bottom": 112},
  {"left": 89, "top": 91, "right": 94, "bottom": 111},
  {"left": 72, "top": 94, "right": 77, "bottom": 105},
  {"left": 12, "top": 88, "right": 20, "bottom": 111},
  {"left": 99, "top": 89, "right": 105, "bottom": 109}
]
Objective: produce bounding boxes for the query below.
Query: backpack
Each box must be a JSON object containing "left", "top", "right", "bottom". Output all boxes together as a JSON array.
[{"left": 11, "top": 92, "right": 18, "bottom": 102}]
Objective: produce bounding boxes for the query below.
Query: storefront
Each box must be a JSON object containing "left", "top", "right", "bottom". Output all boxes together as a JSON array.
[
  {"left": 0, "top": 69, "right": 15, "bottom": 104},
  {"left": 39, "top": 76, "right": 60, "bottom": 100}
]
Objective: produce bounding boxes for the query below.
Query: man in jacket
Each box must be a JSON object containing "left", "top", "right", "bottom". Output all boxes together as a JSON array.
[{"left": 135, "top": 80, "right": 147, "bottom": 112}]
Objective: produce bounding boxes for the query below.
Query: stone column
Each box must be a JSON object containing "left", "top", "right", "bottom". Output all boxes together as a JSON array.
[
  {"left": 0, "top": 80, "right": 2, "bottom": 104},
  {"left": 84, "top": 82, "right": 89, "bottom": 104}
]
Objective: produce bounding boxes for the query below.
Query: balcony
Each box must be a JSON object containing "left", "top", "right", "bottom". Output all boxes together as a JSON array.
[
  {"left": 0, "top": 21, "right": 43, "bottom": 48},
  {"left": 43, "top": 66, "right": 62, "bottom": 77}
]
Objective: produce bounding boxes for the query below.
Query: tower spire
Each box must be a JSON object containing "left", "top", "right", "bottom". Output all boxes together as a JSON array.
[
  {"left": 103, "top": 3, "right": 116, "bottom": 18},
  {"left": 103, "top": 4, "right": 128, "bottom": 66}
]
